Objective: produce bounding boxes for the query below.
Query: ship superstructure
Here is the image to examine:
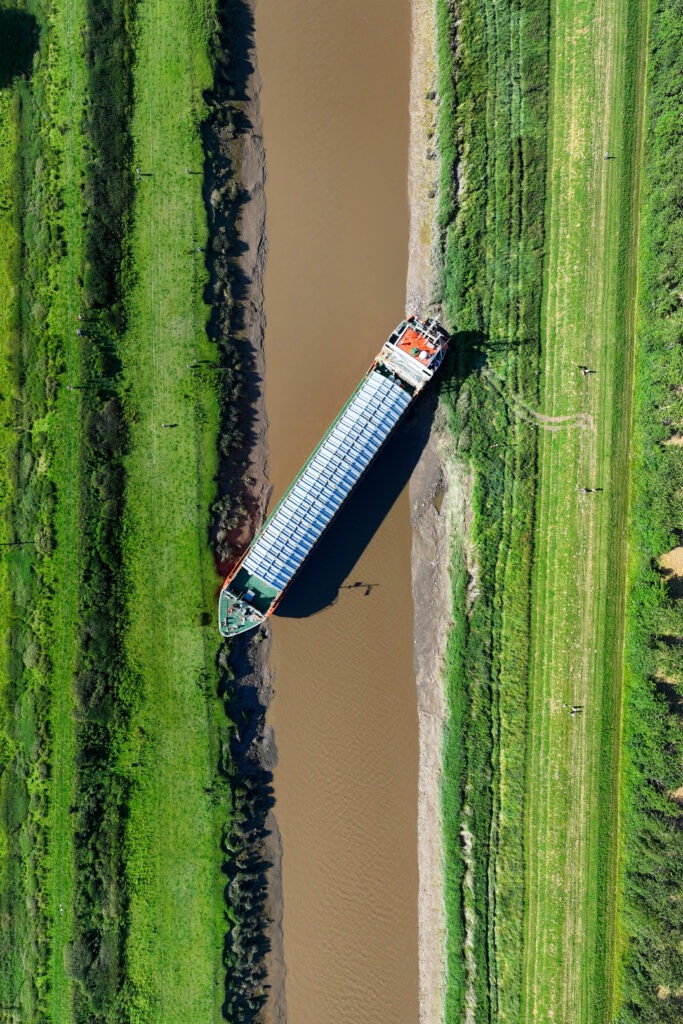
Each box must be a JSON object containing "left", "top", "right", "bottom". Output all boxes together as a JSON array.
[{"left": 218, "top": 316, "right": 449, "bottom": 637}]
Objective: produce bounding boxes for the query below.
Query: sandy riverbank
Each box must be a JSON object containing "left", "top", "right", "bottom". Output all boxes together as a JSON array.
[{"left": 406, "top": 2, "right": 451, "bottom": 1023}]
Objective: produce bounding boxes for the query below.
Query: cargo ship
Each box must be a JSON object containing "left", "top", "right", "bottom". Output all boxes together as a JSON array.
[{"left": 218, "top": 315, "right": 449, "bottom": 637}]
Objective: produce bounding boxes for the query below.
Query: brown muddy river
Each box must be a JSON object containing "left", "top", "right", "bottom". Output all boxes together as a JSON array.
[{"left": 255, "top": 0, "right": 418, "bottom": 1021}]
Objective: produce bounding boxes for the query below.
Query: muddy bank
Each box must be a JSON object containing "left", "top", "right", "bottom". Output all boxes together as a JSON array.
[
  {"left": 206, "top": 1, "right": 452, "bottom": 1021},
  {"left": 202, "top": 2, "right": 286, "bottom": 1020},
  {"left": 406, "top": 2, "right": 451, "bottom": 1023},
  {"left": 407, "top": 0, "right": 441, "bottom": 316},
  {"left": 205, "top": 0, "right": 269, "bottom": 565}
]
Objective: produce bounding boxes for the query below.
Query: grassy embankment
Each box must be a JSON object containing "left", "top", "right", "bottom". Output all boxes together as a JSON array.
[
  {"left": 118, "top": 1, "right": 233, "bottom": 1020},
  {"left": 522, "top": 3, "right": 646, "bottom": 1021},
  {"left": 115, "top": 5, "right": 271, "bottom": 1017},
  {"left": 617, "top": 1, "right": 683, "bottom": 1019},
  {"left": 0, "top": 1, "right": 251, "bottom": 1021},
  {"left": 437, "top": 0, "right": 647, "bottom": 1020},
  {"left": 436, "top": 0, "right": 549, "bottom": 1019}
]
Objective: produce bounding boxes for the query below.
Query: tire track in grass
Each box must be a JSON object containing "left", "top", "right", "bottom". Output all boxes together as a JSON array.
[
  {"left": 521, "top": 1, "right": 646, "bottom": 1021},
  {"left": 523, "top": 1, "right": 578, "bottom": 1001}
]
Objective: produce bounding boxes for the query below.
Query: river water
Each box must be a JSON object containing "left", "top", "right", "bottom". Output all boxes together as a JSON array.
[{"left": 255, "top": 1, "right": 419, "bottom": 1021}]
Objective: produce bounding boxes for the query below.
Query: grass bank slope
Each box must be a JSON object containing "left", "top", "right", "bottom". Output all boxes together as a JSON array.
[
  {"left": 0, "top": 0, "right": 235, "bottom": 1020},
  {"left": 522, "top": 3, "right": 646, "bottom": 1021},
  {"left": 436, "top": 0, "right": 550, "bottom": 1019}
]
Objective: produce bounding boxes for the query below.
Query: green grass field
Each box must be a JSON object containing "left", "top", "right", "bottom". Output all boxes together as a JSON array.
[
  {"left": 0, "top": 1, "right": 234, "bottom": 1021},
  {"left": 118, "top": 1, "right": 227, "bottom": 1019},
  {"left": 438, "top": 0, "right": 652, "bottom": 1019},
  {"left": 2, "top": 0, "right": 682, "bottom": 1019},
  {"left": 522, "top": 2, "right": 647, "bottom": 1020}
]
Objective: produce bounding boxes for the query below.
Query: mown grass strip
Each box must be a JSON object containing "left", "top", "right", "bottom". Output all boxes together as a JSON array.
[
  {"left": 119, "top": 1, "right": 228, "bottom": 1019},
  {"left": 521, "top": 3, "right": 646, "bottom": 1020}
]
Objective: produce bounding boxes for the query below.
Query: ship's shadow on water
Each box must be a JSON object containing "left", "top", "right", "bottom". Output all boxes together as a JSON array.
[{"left": 274, "top": 380, "right": 439, "bottom": 619}]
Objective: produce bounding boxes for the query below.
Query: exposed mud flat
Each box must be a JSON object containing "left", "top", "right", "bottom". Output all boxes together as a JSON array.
[
  {"left": 205, "top": 0, "right": 270, "bottom": 562},
  {"left": 407, "top": 0, "right": 441, "bottom": 316},
  {"left": 202, "top": 2, "right": 287, "bottom": 1018}
]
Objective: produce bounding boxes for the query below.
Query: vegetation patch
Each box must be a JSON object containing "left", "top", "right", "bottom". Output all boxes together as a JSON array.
[
  {"left": 437, "top": 1, "right": 653, "bottom": 1021},
  {"left": 617, "top": 1, "right": 683, "bottom": 1018},
  {"left": 436, "top": 0, "right": 549, "bottom": 1018},
  {"left": 0, "top": 0, "right": 256, "bottom": 1021}
]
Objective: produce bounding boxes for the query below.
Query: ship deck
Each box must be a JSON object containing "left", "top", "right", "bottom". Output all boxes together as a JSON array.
[{"left": 239, "top": 367, "right": 412, "bottom": 594}]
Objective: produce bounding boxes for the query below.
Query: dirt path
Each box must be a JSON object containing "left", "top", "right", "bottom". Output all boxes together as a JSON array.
[{"left": 521, "top": 1, "right": 647, "bottom": 1021}]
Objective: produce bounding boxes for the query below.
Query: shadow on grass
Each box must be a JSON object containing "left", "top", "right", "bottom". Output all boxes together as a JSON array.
[
  {"left": 0, "top": 10, "right": 39, "bottom": 87},
  {"left": 654, "top": 676, "right": 683, "bottom": 719}
]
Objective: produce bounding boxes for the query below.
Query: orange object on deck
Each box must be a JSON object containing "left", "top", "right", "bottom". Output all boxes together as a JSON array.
[{"left": 397, "top": 326, "right": 437, "bottom": 359}]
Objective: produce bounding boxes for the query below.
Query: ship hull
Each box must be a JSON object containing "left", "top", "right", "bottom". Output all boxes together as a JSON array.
[{"left": 218, "top": 317, "right": 448, "bottom": 638}]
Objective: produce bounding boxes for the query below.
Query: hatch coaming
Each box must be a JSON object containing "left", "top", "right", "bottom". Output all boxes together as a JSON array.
[{"left": 240, "top": 367, "right": 413, "bottom": 594}]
